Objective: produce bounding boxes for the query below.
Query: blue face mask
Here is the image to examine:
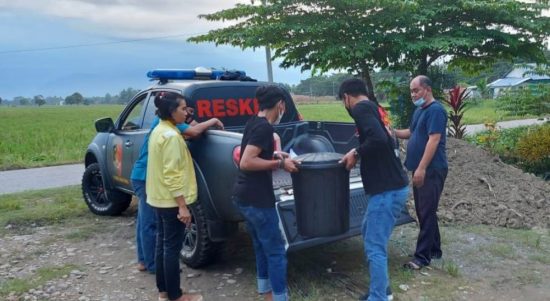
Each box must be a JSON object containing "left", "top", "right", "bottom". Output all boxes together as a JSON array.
[{"left": 414, "top": 97, "right": 426, "bottom": 107}]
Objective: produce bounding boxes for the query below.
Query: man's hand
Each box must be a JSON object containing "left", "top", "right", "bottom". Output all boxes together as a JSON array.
[
  {"left": 413, "top": 168, "right": 426, "bottom": 187},
  {"left": 177, "top": 206, "right": 192, "bottom": 226},
  {"left": 282, "top": 158, "right": 300, "bottom": 173},
  {"left": 273, "top": 151, "right": 290, "bottom": 160},
  {"left": 339, "top": 149, "right": 358, "bottom": 170}
]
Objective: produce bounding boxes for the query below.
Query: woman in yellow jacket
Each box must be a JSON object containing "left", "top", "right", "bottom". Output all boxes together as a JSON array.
[{"left": 146, "top": 92, "right": 203, "bottom": 301}]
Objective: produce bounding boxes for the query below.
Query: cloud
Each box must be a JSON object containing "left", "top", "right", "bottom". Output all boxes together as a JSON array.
[{"left": 0, "top": 0, "right": 249, "bottom": 38}]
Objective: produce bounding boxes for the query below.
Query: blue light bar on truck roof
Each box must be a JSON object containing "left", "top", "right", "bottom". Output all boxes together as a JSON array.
[{"left": 146, "top": 68, "right": 246, "bottom": 81}]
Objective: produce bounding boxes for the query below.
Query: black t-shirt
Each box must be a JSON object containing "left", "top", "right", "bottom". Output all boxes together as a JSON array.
[
  {"left": 233, "top": 116, "right": 276, "bottom": 208},
  {"left": 352, "top": 100, "right": 409, "bottom": 195}
]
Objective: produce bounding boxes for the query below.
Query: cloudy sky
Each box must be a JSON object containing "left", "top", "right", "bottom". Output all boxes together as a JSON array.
[{"left": 0, "top": 0, "right": 308, "bottom": 99}]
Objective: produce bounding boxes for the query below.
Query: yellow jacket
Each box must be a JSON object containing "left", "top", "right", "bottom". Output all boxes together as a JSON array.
[{"left": 146, "top": 120, "right": 197, "bottom": 208}]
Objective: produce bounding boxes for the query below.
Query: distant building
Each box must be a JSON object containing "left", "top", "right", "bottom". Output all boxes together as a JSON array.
[{"left": 487, "top": 64, "right": 550, "bottom": 98}]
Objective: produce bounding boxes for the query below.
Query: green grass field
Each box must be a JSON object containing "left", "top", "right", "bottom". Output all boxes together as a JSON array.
[
  {"left": 0, "top": 100, "right": 542, "bottom": 170},
  {"left": 0, "top": 105, "right": 124, "bottom": 170}
]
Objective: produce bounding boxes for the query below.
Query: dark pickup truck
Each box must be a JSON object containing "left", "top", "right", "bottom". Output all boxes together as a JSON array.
[{"left": 82, "top": 68, "right": 413, "bottom": 268}]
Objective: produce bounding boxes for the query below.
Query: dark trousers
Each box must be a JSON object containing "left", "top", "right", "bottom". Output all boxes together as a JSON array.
[
  {"left": 155, "top": 207, "right": 186, "bottom": 300},
  {"left": 412, "top": 168, "right": 448, "bottom": 266}
]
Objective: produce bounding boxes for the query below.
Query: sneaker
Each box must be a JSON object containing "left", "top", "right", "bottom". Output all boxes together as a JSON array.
[{"left": 358, "top": 286, "right": 393, "bottom": 301}]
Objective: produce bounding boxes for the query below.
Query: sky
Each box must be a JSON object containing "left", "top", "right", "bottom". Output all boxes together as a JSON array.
[{"left": 0, "top": 0, "right": 309, "bottom": 100}]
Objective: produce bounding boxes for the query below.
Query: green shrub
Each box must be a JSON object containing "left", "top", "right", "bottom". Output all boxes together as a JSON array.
[
  {"left": 467, "top": 124, "right": 550, "bottom": 176},
  {"left": 467, "top": 126, "right": 531, "bottom": 163},
  {"left": 497, "top": 84, "right": 550, "bottom": 117},
  {"left": 515, "top": 124, "right": 550, "bottom": 175}
]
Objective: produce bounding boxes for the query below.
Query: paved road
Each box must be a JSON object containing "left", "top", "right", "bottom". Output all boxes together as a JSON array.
[
  {"left": 0, "top": 164, "right": 83, "bottom": 195},
  {"left": 0, "top": 117, "right": 547, "bottom": 196},
  {"left": 464, "top": 117, "right": 548, "bottom": 136}
]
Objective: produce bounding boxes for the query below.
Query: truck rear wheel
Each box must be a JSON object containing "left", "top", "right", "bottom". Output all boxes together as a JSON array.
[
  {"left": 82, "top": 163, "right": 131, "bottom": 216},
  {"left": 180, "top": 202, "right": 223, "bottom": 268}
]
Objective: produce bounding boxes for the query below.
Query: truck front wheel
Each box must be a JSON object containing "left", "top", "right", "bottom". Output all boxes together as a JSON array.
[
  {"left": 180, "top": 202, "right": 223, "bottom": 268},
  {"left": 82, "top": 163, "right": 131, "bottom": 216}
]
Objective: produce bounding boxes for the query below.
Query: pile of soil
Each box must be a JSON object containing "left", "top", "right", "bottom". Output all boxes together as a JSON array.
[{"left": 409, "top": 138, "right": 550, "bottom": 229}]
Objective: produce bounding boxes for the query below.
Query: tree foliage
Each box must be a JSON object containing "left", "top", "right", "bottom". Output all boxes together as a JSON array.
[
  {"left": 189, "top": 0, "right": 550, "bottom": 101},
  {"left": 497, "top": 84, "right": 550, "bottom": 116},
  {"left": 65, "top": 92, "right": 84, "bottom": 105},
  {"left": 33, "top": 95, "right": 46, "bottom": 106}
]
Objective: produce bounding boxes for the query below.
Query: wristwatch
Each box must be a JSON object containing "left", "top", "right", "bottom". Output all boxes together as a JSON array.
[{"left": 353, "top": 148, "right": 360, "bottom": 158}]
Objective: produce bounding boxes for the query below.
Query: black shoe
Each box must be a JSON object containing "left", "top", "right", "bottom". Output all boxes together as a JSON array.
[{"left": 358, "top": 286, "right": 393, "bottom": 301}]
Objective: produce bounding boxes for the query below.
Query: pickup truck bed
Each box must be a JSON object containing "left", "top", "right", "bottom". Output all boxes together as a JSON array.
[{"left": 272, "top": 167, "right": 414, "bottom": 251}]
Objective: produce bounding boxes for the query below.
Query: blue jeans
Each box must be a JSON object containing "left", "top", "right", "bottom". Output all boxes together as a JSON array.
[
  {"left": 155, "top": 207, "right": 186, "bottom": 300},
  {"left": 234, "top": 199, "right": 288, "bottom": 301},
  {"left": 362, "top": 186, "right": 409, "bottom": 301},
  {"left": 132, "top": 179, "right": 157, "bottom": 273}
]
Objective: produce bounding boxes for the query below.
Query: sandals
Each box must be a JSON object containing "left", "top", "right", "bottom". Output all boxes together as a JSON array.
[
  {"left": 136, "top": 263, "right": 147, "bottom": 272},
  {"left": 403, "top": 260, "right": 424, "bottom": 270}
]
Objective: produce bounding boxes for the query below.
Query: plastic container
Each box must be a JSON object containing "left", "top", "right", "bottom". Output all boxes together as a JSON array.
[{"left": 291, "top": 152, "right": 350, "bottom": 237}]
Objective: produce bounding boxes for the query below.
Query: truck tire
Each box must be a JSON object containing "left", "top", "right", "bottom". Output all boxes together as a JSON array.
[
  {"left": 180, "top": 202, "right": 223, "bottom": 268},
  {"left": 82, "top": 163, "right": 131, "bottom": 216}
]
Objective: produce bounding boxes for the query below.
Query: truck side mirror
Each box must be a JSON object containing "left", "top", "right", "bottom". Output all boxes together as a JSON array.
[{"left": 95, "top": 117, "right": 114, "bottom": 133}]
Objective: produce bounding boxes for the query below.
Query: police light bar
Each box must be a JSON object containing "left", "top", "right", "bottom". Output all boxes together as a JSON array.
[{"left": 146, "top": 67, "right": 246, "bottom": 81}]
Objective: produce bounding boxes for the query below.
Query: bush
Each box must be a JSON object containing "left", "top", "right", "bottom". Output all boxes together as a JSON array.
[
  {"left": 467, "top": 124, "right": 550, "bottom": 177},
  {"left": 497, "top": 84, "right": 550, "bottom": 117},
  {"left": 515, "top": 124, "right": 550, "bottom": 175}
]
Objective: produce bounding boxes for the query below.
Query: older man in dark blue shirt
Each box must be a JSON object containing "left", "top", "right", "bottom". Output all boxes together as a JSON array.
[{"left": 396, "top": 75, "right": 448, "bottom": 270}]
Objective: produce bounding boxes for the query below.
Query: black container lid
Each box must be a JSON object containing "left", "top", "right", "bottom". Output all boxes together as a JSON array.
[{"left": 294, "top": 152, "right": 344, "bottom": 169}]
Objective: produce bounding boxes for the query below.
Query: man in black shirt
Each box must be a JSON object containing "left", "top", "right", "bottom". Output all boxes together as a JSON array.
[
  {"left": 339, "top": 79, "right": 409, "bottom": 301},
  {"left": 233, "top": 85, "right": 298, "bottom": 301}
]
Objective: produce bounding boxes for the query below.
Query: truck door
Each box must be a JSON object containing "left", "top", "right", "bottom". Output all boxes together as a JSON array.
[{"left": 106, "top": 92, "right": 150, "bottom": 191}]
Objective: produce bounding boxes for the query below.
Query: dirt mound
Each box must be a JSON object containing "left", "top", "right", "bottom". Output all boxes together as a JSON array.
[{"left": 431, "top": 138, "right": 550, "bottom": 229}]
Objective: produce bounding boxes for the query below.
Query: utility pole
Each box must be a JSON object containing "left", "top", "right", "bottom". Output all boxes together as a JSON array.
[{"left": 262, "top": 0, "right": 274, "bottom": 82}]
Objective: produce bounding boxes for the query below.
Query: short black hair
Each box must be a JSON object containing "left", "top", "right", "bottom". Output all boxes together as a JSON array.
[
  {"left": 338, "top": 78, "right": 368, "bottom": 100},
  {"left": 417, "top": 75, "right": 433, "bottom": 89},
  {"left": 256, "top": 85, "right": 285, "bottom": 110},
  {"left": 154, "top": 92, "right": 185, "bottom": 120}
]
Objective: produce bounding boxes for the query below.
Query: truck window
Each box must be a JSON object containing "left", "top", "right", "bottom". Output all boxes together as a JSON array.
[
  {"left": 142, "top": 92, "right": 159, "bottom": 130},
  {"left": 120, "top": 93, "right": 148, "bottom": 131}
]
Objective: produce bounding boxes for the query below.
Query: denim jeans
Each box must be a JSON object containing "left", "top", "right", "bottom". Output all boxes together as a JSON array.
[
  {"left": 234, "top": 199, "right": 288, "bottom": 301},
  {"left": 132, "top": 179, "right": 157, "bottom": 273},
  {"left": 155, "top": 207, "right": 186, "bottom": 300},
  {"left": 413, "top": 168, "right": 448, "bottom": 266},
  {"left": 362, "top": 186, "right": 409, "bottom": 301}
]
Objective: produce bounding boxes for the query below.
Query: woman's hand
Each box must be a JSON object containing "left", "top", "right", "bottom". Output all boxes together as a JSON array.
[{"left": 177, "top": 206, "right": 192, "bottom": 226}]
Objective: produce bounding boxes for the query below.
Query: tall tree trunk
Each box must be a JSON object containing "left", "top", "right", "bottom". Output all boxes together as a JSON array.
[
  {"left": 417, "top": 53, "right": 429, "bottom": 76},
  {"left": 360, "top": 65, "right": 377, "bottom": 102}
]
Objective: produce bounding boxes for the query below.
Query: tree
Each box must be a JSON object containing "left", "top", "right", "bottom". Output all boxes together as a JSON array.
[
  {"left": 0, "top": 97, "right": 2, "bottom": 105},
  {"left": 65, "top": 92, "right": 84, "bottom": 105},
  {"left": 14, "top": 96, "right": 30, "bottom": 106},
  {"left": 34, "top": 95, "right": 46, "bottom": 106},
  {"left": 189, "top": 0, "right": 549, "bottom": 102},
  {"left": 118, "top": 88, "right": 140, "bottom": 104}
]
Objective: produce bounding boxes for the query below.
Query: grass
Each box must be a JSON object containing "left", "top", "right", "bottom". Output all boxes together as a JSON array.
[
  {"left": 296, "top": 102, "right": 353, "bottom": 122},
  {"left": 0, "top": 264, "right": 78, "bottom": 298},
  {"left": 0, "top": 105, "right": 124, "bottom": 170},
  {"left": 1, "top": 101, "right": 545, "bottom": 170},
  {"left": 460, "top": 98, "right": 539, "bottom": 125},
  {"left": 0, "top": 186, "right": 89, "bottom": 234}
]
